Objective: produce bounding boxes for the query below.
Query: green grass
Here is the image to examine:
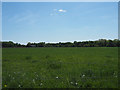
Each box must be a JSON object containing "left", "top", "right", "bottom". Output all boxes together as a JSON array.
[{"left": 2, "top": 47, "right": 118, "bottom": 88}]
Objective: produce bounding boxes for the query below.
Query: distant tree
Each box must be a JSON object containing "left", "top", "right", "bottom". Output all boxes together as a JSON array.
[
  {"left": 2, "top": 39, "right": 120, "bottom": 47},
  {"left": 74, "top": 41, "right": 78, "bottom": 47},
  {"left": 37, "top": 42, "right": 45, "bottom": 47},
  {"left": 59, "top": 42, "right": 62, "bottom": 47},
  {"left": 26, "top": 42, "right": 31, "bottom": 47},
  {"left": 2, "top": 41, "right": 14, "bottom": 47}
]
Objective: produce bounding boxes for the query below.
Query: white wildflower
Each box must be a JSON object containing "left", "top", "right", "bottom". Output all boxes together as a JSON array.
[
  {"left": 83, "top": 74, "right": 85, "bottom": 77},
  {"left": 82, "top": 74, "right": 85, "bottom": 78},
  {"left": 75, "top": 82, "right": 78, "bottom": 85},
  {"left": 18, "top": 85, "right": 21, "bottom": 87},
  {"left": 40, "top": 83, "right": 43, "bottom": 85},
  {"left": 33, "top": 79, "right": 35, "bottom": 83},
  {"left": 56, "top": 76, "right": 59, "bottom": 79},
  {"left": 70, "top": 82, "right": 73, "bottom": 84}
]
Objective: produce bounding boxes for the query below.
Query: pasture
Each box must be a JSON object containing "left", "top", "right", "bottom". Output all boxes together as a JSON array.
[{"left": 2, "top": 47, "right": 118, "bottom": 88}]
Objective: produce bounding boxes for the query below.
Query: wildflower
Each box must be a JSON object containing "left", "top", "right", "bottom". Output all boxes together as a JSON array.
[
  {"left": 4, "top": 85, "right": 7, "bottom": 87},
  {"left": 33, "top": 79, "right": 35, "bottom": 83},
  {"left": 83, "top": 75, "right": 85, "bottom": 77},
  {"left": 33, "top": 79, "right": 35, "bottom": 82},
  {"left": 56, "top": 76, "right": 59, "bottom": 79},
  {"left": 70, "top": 82, "right": 73, "bottom": 84},
  {"left": 75, "top": 82, "right": 78, "bottom": 85},
  {"left": 40, "top": 83, "right": 43, "bottom": 86},
  {"left": 82, "top": 74, "right": 85, "bottom": 78},
  {"left": 18, "top": 85, "right": 21, "bottom": 87}
]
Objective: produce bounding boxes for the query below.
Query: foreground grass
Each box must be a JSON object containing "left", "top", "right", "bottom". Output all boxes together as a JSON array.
[{"left": 2, "top": 47, "right": 118, "bottom": 88}]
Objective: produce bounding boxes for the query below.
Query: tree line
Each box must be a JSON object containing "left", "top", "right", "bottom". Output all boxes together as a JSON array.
[{"left": 1, "top": 39, "right": 120, "bottom": 47}]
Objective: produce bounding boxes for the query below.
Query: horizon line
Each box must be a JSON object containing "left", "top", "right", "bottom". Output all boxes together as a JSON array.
[{"left": 1, "top": 38, "right": 119, "bottom": 45}]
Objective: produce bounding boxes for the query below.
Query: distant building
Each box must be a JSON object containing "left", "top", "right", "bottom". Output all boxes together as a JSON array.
[{"left": 30, "top": 45, "right": 36, "bottom": 47}]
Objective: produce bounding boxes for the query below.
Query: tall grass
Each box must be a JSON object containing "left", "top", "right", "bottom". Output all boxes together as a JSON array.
[{"left": 2, "top": 47, "right": 118, "bottom": 88}]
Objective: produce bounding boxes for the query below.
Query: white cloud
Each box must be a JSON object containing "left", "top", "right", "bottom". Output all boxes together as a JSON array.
[
  {"left": 58, "top": 9, "right": 67, "bottom": 12},
  {"left": 50, "top": 8, "right": 67, "bottom": 16},
  {"left": 53, "top": 8, "right": 67, "bottom": 13}
]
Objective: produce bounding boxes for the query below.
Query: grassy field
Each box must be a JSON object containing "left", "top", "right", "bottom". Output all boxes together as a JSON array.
[{"left": 2, "top": 47, "right": 118, "bottom": 88}]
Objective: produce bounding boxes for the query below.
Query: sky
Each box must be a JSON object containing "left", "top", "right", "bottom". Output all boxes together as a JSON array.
[
  {"left": 2, "top": 0, "right": 120, "bottom": 2},
  {"left": 2, "top": 2, "right": 118, "bottom": 44}
]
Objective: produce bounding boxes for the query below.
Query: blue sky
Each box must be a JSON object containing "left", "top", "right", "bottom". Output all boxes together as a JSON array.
[{"left": 2, "top": 2, "right": 118, "bottom": 44}]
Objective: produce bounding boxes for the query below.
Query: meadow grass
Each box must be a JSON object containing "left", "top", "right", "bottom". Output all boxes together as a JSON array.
[{"left": 2, "top": 47, "right": 118, "bottom": 88}]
